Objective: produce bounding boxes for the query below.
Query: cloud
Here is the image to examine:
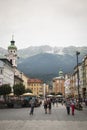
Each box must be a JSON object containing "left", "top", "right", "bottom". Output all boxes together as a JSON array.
[{"left": 0, "top": 0, "right": 87, "bottom": 49}]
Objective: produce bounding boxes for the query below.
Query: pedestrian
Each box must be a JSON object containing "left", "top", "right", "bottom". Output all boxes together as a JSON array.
[
  {"left": 71, "top": 100, "right": 75, "bottom": 115},
  {"left": 85, "top": 98, "right": 87, "bottom": 106},
  {"left": 43, "top": 98, "right": 48, "bottom": 114},
  {"left": 55, "top": 98, "right": 58, "bottom": 107},
  {"left": 65, "top": 98, "right": 71, "bottom": 115},
  {"left": 47, "top": 98, "right": 52, "bottom": 114},
  {"left": 61, "top": 100, "right": 64, "bottom": 105},
  {"left": 52, "top": 98, "right": 55, "bottom": 106},
  {"left": 29, "top": 98, "right": 35, "bottom": 115}
]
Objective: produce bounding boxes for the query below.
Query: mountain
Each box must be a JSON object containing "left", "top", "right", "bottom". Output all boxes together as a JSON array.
[
  {"left": 0, "top": 45, "right": 87, "bottom": 82},
  {"left": 17, "top": 52, "right": 80, "bottom": 82},
  {"left": 17, "top": 46, "right": 87, "bottom": 82},
  {"left": 18, "top": 53, "right": 83, "bottom": 82},
  {"left": 18, "top": 45, "right": 87, "bottom": 59}
]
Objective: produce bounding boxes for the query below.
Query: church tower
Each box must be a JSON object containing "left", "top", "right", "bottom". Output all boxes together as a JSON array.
[
  {"left": 7, "top": 36, "right": 18, "bottom": 67},
  {"left": 59, "top": 69, "right": 64, "bottom": 78}
]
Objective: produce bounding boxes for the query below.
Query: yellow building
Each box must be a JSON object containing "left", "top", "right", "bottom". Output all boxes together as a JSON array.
[{"left": 27, "top": 78, "right": 43, "bottom": 96}]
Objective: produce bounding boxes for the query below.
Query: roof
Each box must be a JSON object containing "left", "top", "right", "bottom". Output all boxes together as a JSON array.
[
  {"left": 0, "top": 58, "right": 13, "bottom": 67},
  {"left": 8, "top": 40, "right": 17, "bottom": 50},
  {"left": 59, "top": 70, "right": 63, "bottom": 76},
  {"left": 28, "top": 78, "right": 43, "bottom": 83},
  {"left": 14, "top": 75, "right": 23, "bottom": 82}
]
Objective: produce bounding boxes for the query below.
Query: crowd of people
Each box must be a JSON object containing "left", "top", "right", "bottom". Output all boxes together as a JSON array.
[
  {"left": 29, "top": 96, "right": 86, "bottom": 116},
  {"left": 43, "top": 97, "right": 78, "bottom": 115}
]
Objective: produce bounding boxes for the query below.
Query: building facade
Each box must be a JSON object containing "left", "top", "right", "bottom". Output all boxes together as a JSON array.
[
  {"left": 82, "top": 55, "right": 87, "bottom": 99},
  {"left": 0, "top": 58, "right": 14, "bottom": 92},
  {"left": 27, "top": 78, "right": 43, "bottom": 96},
  {"left": 0, "top": 38, "right": 25, "bottom": 93},
  {"left": 64, "top": 74, "right": 71, "bottom": 97},
  {"left": 53, "top": 70, "right": 65, "bottom": 96}
]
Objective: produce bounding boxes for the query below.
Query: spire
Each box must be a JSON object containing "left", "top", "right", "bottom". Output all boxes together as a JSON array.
[
  {"left": 7, "top": 36, "right": 18, "bottom": 67},
  {"left": 8, "top": 35, "right": 17, "bottom": 50},
  {"left": 11, "top": 35, "right": 15, "bottom": 45},
  {"left": 12, "top": 35, "right": 14, "bottom": 41}
]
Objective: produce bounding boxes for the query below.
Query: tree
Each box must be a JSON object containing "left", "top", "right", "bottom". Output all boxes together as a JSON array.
[
  {"left": 25, "top": 88, "right": 32, "bottom": 93},
  {"left": 0, "top": 84, "right": 11, "bottom": 101},
  {"left": 13, "top": 83, "right": 25, "bottom": 97}
]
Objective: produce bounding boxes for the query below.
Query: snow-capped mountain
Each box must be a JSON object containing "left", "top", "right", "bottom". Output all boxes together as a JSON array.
[{"left": 0, "top": 45, "right": 87, "bottom": 82}]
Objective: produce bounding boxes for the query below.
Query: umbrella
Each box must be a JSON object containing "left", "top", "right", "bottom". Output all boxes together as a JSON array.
[
  {"left": 8, "top": 93, "right": 14, "bottom": 96},
  {"left": 47, "top": 94, "right": 54, "bottom": 97},
  {"left": 22, "top": 92, "right": 34, "bottom": 96},
  {"left": 56, "top": 95, "right": 63, "bottom": 97}
]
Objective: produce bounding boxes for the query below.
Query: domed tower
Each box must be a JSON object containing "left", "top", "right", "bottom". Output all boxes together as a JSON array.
[
  {"left": 59, "top": 69, "right": 64, "bottom": 77},
  {"left": 7, "top": 36, "right": 18, "bottom": 67},
  {"left": 53, "top": 69, "right": 65, "bottom": 96}
]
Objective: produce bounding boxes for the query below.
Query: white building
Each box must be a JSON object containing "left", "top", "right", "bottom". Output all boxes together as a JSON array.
[
  {"left": 0, "top": 58, "right": 14, "bottom": 92},
  {"left": 0, "top": 37, "right": 21, "bottom": 91},
  {"left": 64, "top": 74, "right": 71, "bottom": 97},
  {"left": 0, "top": 37, "right": 30, "bottom": 92}
]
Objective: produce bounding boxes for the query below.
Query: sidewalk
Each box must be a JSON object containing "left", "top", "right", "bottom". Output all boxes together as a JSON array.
[
  {"left": 0, "top": 120, "right": 87, "bottom": 130},
  {"left": 82, "top": 103, "right": 87, "bottom": 114},
  {"left": 0, "top": 103, "right": 87, "bottom": 130}
]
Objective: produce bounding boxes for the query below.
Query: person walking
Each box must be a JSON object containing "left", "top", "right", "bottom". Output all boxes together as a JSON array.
[
  {"left": 71, "top": 100, "right": 75, "bottom": 115},
  {"left": 47, "top": 98, "right": 52, "bottom": 114},
  {"left": 44, "top": 98, "right": 48, "bottom": 114},
  {"left": 65, "top": 98, "right": 71, "bottom": 115},
  {"left": 29, "top": 98, "right": 35, "bottom": 115},
  {"left": 55, "top": 98, "right": 58, "bottom": 107}
]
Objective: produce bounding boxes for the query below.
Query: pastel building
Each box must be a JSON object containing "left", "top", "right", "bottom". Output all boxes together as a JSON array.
[
  {"left": 53, "top": 70, "right": 65, "bottom": 96},
  {"left": 27, "top": 78, "right": 43, "bottom": 96}
]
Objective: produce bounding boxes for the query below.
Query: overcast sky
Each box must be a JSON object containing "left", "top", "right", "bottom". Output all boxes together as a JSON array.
[{"left": 0, "top": 0, "right": 87, "bottom": 49}]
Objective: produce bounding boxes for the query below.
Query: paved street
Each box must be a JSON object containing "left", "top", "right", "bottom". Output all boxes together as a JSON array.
[{"left": 0, "top": 103, "right": 87, "bottom": 130}]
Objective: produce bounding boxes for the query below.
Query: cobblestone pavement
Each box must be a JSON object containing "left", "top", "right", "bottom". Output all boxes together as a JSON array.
[{"left": 0, "top": 104, "right": 87, "bottom": 130}]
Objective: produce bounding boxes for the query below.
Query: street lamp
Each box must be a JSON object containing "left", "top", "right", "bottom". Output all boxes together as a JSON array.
[
  {"left": 43, "top": 83, "right": 46, "bottom": 99},
  {"left": 76, "top": 51, "right": 80, "bottom": 109}
]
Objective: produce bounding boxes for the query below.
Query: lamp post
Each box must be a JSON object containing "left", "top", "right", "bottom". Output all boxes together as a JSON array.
[
  {"left": 43, "top": 83, "right": 46, "bottom": 99},
  {"left": 76, "top": 51, "right": 80, "bottom": 109}
]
